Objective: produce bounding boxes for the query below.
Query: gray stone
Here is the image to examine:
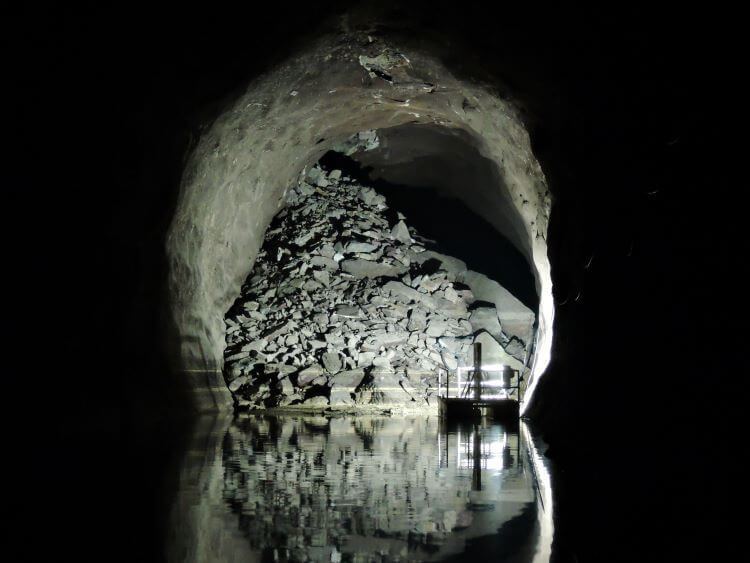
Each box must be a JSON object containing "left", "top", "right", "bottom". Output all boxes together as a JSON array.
[
  {"left": 419, "top": 275, "right": 442, "bottom": 293},
  {"left": 438, "top": 336, "right": 469, "bottom": 354},
  {"left": 329, "top": 387, "right": 355, "bottom": 405},
  {"left": 312, "top": 313, "right": 329, "bottom": 326},
  {"left": 309, "top": 256, "right": 339, "bottom": 270},
  {"left": 372, "top": 356, "right": 393, "bottom": 371},
  {"left": 382, "top": 281, "right": 437, "bottom": 309},
  {"left": 360, "top": 331, "right": 409, "bottom": 351},
  {"left": 473, "top": 331, "right": 525, "bottom": 374},
  {"left": 425, "top": 319, "right": 448, "bottom": 337},
  {"left": 266, "top": 363, "right": 297, "bottom": 376},
  {"left": 459, "top": 270, "right": 535, "bottom": 342},
  {"left": 341, "top": 259, "right": 407, "bottom": 279},
  {"left": 262, "top": 320, "right": 295, "bottom": 340},
  {"left": 390, "top": 220, "right": 412, "bottom": 243},
  {"left": 322, "top": 352, "right": 343, "bottom": 374},
  {"left": 228, "top": 375, "right": 250, "bottom": 392},
  {"left": 358, "top": 187, "right": 377, "bottom": 205},
  {"left": 407, "top": 308, "right": 427, "bottom": 331},
  {"left": 357, "top": 351, "right": 376, "bottom": 367},
  {"left": 505, "top": 337, "right": 527, "bottom": 362},
  {"left": 443, "top": 286, "right": 459, "bottom": 302},
  {"left": 469, "top": 305, "right": 504, "bottom": 342},
  {"left": 279, "top": 376, "right": 294, "bottom": 395},
  {"left": 298, "top": 364, "right": 325, "bottom": 386},
  {"left": 312, "top": 269, "right": 330, "bottom": 286},
  {"left": 284, "top": 333, "right": 299, "bottom": 346},
  {"left": 301, "top": 395, "right": 329, "bottom": 407},
  {"left": 332, "top": 368, "right": 365, "bottom": 387},
  {"left": 345, "top": 241, "right": 378, "bottom": 253},
  {"left": 440, "top": 350, "right": 458, "bottom": 370},
  {"left": 408, "top": 250, "right": 467, "bottom": 278},
  {"left": 333, "top": 304, "right": 360, "bottom": 318}
]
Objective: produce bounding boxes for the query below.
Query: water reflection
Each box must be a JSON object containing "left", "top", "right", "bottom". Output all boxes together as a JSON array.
[{"left": 168, "top": 415, "right": 553, "bottom": 562}]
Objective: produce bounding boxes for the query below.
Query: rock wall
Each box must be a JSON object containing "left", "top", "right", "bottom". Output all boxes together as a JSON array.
[
  {"left": 224, "top": 162, "right": 531, "bottom": 409},
  {"left": 166, "top": 24, "right": 554, "bottom": 412}
]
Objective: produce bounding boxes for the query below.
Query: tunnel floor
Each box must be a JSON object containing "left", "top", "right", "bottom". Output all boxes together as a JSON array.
[{"left": 224, "top": 156, "right": 536, "bottom": 410}]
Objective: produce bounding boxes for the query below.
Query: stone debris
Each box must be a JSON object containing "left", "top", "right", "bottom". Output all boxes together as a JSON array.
[{"left": 224, "top": 162, "right": 532, "bottom": 409}]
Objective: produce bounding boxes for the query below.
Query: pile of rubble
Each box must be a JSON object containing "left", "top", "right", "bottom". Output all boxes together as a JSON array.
[{"left": 224, "top": 162, "right": 531, "bottom": 409}]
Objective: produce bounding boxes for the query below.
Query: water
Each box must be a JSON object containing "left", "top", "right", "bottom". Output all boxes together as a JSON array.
[{"left": 167, "top": 414, "right": 554, "bottom": 562}]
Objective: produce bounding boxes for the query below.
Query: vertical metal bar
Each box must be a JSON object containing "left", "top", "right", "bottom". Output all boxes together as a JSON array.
[{"left": 473, "top": 342, "right": 482, "bottom": 401}]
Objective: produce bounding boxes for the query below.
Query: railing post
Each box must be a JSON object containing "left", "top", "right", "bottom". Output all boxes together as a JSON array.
[{"left": 473, "top": 342, "right": 482, "bottom": 401}]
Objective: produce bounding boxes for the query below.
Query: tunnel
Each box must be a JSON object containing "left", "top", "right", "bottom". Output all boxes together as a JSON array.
[
  {"left": 165, "top": 33, "right": 555, "bottom": 415},
  {"left": 12, "top": 2, "right": 739, "bottom": 560}
]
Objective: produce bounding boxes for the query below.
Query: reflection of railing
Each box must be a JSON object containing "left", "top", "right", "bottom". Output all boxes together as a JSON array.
[
  {"left": 438, "top": 366, "right": 521, "bottom": 400},
  {"left": 456, "top": 428, "right": 509, "bottom": 471}
]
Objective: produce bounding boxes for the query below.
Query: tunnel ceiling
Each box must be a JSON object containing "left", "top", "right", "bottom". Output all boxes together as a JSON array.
[{"left": 166, "top": 23, "right": 554, "bottom": 412}]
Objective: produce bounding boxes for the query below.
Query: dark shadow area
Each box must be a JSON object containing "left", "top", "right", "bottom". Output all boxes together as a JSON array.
[
  {"left": 442, "top": 502, "right": 539, "bottom": 563},
  {"left": 319, "top": 150, "right": 539, "bottom": 310}
]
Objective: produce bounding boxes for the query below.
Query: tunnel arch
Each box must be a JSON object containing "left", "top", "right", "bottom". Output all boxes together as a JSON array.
[{"left": 165, "top": 31, "right": 554, "bottom": 414}]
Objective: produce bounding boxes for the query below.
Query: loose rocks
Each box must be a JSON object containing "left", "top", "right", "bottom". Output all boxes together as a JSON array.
[{"left": 223, "top": 162, "right": 531, "bottom": 409}]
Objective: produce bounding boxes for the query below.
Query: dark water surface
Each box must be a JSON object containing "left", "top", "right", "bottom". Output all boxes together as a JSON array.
[{"left": 165, "top": 414, "right": 554, "bottom": 562}]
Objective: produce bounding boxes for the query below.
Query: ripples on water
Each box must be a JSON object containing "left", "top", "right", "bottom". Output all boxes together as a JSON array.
[{"left": 168, "top": 415, "right": 553, "bottom": 562}]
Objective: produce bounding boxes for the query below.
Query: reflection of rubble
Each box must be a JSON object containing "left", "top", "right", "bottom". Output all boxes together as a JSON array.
[
  {"left": 224, "top": 160, "right": 534, "bottom": 409},
  {"left": 221, "top": 415, "right": 531, "bottom": 562}
]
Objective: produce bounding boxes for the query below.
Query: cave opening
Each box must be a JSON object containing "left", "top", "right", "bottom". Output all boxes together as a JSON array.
[
  {"left": 165, "top": 35, "right": 555, "bottom": 416},
  {"left": 222, "top": 126, "right": 540, "bottom": 411}
]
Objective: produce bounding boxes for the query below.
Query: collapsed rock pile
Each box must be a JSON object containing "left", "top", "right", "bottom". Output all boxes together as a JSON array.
[{"left": 224, "top": 162, "right": 532, "bottom": 409}]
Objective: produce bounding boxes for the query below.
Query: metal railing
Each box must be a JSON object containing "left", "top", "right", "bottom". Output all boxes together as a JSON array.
[{"left": 438, "top": 366, "right": 521, "bottom": 401}]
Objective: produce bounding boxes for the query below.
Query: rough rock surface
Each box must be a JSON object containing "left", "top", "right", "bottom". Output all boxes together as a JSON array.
[
  {"left": 165, "top": 27, "right": 555, "bottom": 414},
  {"left": 224, "top": 163, "right": 529, "bottom": 409}
]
